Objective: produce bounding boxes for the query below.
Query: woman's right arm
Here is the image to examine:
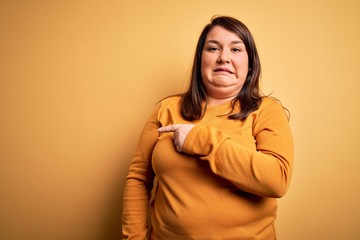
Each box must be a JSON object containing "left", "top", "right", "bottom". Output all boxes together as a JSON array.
[{"left": 122, "top": 103, "right": 161, "bottom": 240}]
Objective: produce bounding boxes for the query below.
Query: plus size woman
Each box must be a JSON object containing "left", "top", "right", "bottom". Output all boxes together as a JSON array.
[{"left": 122, "top": 16, "right": 294, "bottom": 240}]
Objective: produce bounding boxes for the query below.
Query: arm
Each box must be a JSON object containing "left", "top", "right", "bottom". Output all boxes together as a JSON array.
[
  {"left": 122, "top": 103, "right": 161, "bottom": 239},
  {"left": 182, "top": 99, "right": 294, "bottom": 198}
]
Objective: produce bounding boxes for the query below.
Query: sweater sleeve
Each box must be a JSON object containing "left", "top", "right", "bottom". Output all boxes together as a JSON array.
[
  {"left": 182, "top": 99, "right": 294, "bottom": 198},
  {"left": 122, "top": 103, "right": 161, "bottom": 240}
]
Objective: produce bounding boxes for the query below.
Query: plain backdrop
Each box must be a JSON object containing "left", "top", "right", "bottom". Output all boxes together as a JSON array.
[{"left": 1, "top": 0, "right": 360, "bottom": 239}]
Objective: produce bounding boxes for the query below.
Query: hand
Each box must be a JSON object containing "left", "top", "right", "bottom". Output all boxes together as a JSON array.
[{"left": 158, "top": 124, "right": 195, "bottom": 152}]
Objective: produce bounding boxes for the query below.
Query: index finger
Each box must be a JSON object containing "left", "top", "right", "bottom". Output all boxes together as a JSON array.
[{"left": 157, "top": 124, "right": 182, "bottom": 133}]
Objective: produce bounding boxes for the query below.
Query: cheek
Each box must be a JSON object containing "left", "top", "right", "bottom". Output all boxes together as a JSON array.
[
  {"left": 235, "top": 58, "right": 249, "bottom": 75},
  {"left": 201, "top": 52, "right": 214, "bottom": 67},
  {"left": 201, "top": 56, "right": 211, "bottom": 76}
]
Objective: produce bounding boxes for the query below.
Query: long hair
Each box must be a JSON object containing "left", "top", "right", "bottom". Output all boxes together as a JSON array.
[{"left": 180, "top": 16, "right": 262, "bottom": 121}]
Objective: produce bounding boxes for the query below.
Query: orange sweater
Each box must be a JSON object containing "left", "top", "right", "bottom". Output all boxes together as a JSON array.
[{"left": 122, "top": 96, "right": 293, "bottom": 240}]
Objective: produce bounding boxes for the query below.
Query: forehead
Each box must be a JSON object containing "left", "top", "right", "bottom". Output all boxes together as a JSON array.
[{"left": 205, "top": 26, "right": 243, "bottom": 43}]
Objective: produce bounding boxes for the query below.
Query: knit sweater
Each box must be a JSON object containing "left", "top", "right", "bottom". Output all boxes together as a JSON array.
[{"left": 122, "top": 96, "right": 294, "bottom": 240}]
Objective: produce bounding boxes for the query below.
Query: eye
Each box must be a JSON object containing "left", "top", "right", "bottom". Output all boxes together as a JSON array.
[
  {"left": 207, "top": 47, "right": 219, "bottom": 52},
  {"left": 232, "top": 48, "right": 242, "bottom": 52}
]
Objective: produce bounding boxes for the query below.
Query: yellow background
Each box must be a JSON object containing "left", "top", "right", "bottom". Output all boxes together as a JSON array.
[{"left": 1, "top": 1, "right": 359, "bottom": 239}]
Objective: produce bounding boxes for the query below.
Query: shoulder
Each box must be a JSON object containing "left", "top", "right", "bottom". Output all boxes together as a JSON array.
[
  {"left": 253, "top": 97, "right": 289, "bottom": 123},
  {"left": 160, "top": 95, "right": 182, "bottom": 105},
  {"left": 258, "top": 97, "right": 286, "bottom": 113},
  {"left": 157, "top": 95, "right": 182, "bottom": 111},
  {"left": 259, "top": 96, "right": 281, "bottom": 108},
  {"left": 252, "top": 97, "right": 290, "bottom": 135},
  {"left": 150, "top": 95, "right": 182, "bottom": 121}
]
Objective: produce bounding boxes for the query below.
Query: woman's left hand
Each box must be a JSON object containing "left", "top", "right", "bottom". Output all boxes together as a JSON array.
[{"left": 158, "top": 124, "right": 195, "bottom": 152}]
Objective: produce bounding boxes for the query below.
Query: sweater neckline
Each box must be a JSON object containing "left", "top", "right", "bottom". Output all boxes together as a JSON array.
[
  {"left": 203, "top": 100, "right": 235, "bottom": 115},
  {"left": 206, "top": 100, "right": 232, "bottom": 108}
]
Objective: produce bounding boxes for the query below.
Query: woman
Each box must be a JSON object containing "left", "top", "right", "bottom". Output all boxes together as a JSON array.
[{"left": 122, "top": 16, "right": 294, "bottom": 240}]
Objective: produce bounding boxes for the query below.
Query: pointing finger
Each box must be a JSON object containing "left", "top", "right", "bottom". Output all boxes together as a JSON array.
[{"left": 157, "top": 124, "right": 182, "bottom": 133}]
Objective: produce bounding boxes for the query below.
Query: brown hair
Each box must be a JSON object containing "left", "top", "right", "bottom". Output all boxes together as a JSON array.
[{"left": 180, "top": 16, "right": 262, "bottom": 121}]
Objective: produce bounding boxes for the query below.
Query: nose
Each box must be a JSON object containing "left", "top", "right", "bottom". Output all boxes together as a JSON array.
[{"left": 217, "top": 51, "right": 230, "bottom": 64}]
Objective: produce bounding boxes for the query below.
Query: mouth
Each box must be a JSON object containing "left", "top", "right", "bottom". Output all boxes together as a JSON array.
[{"left": 214, "top": 68, "right": 234, "bottom": 74}]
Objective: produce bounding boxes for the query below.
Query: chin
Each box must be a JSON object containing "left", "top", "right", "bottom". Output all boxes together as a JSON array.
[
  {"left": 211, "top": 78, "right": 230, "bottom": 87},
  {"left": 212, "top": 82, "right": 227, "bottom": 87}
]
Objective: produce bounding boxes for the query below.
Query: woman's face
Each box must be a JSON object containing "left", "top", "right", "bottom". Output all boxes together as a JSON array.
[{"left": 201, "top": 26, "right": 249, "bottom": 103}]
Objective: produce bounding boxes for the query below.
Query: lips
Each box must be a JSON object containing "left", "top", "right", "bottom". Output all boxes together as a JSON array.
[{"left": 214, "top": 68, "right": 234, "bottom": 74}]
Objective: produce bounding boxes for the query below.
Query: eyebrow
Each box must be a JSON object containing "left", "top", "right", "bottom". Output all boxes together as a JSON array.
[{"left": 205, "top": 40, "right": 245, "bottom": 44}]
